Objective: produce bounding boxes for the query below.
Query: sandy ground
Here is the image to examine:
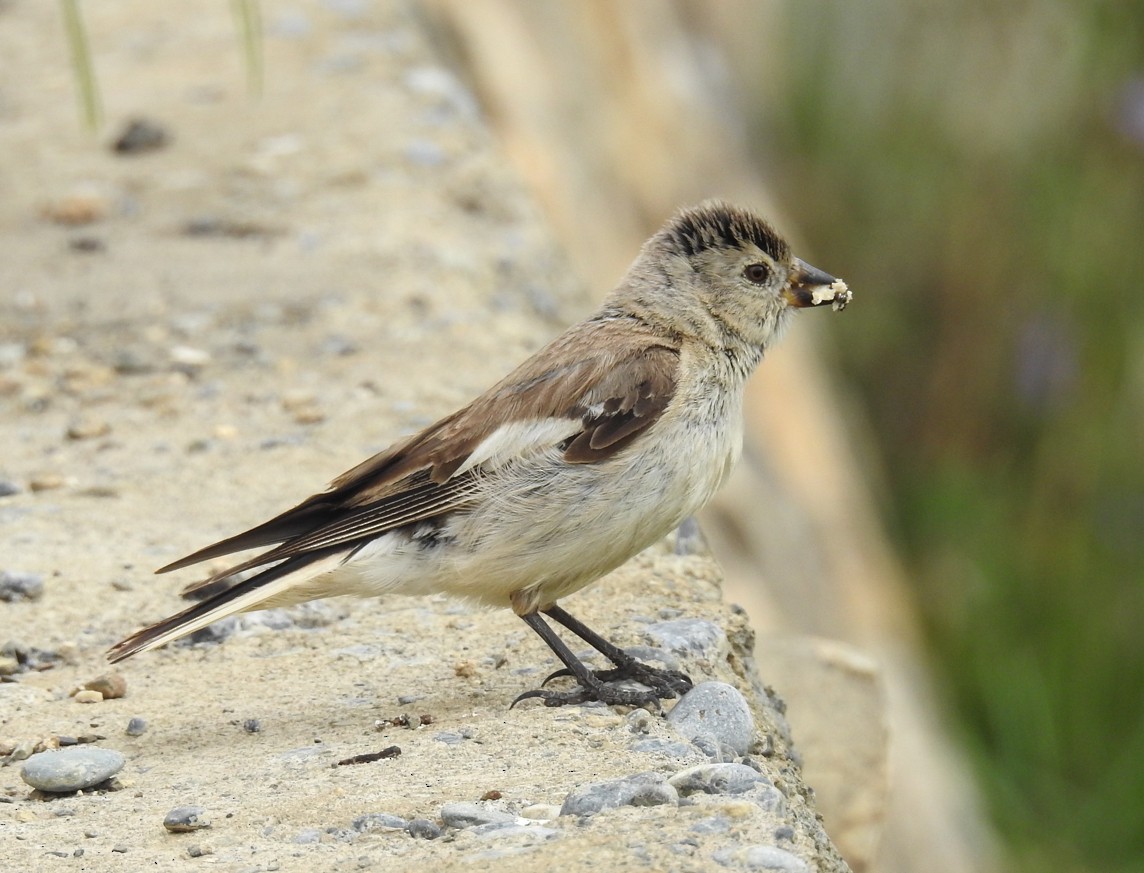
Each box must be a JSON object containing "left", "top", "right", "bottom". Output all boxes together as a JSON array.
[{"left": 0, "top": 4, "right": 848, "bottom": 871}]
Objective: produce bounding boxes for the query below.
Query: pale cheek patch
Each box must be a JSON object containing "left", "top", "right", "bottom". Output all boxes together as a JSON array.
[{"left": 454, "top": 418, "right": 581, "bottom": 477}]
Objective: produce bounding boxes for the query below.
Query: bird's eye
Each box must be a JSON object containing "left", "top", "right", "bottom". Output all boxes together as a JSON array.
[{"left": 743, "top": 263, "right": 771, "bottom": 285}]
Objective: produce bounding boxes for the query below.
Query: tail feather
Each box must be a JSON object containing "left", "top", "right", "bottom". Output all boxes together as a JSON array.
[{"left": 108, "top": 550, "right": 347, "bottom": 662}]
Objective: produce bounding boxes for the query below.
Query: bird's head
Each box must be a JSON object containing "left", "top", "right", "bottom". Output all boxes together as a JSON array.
[{"left": 637, "top": 201, "right": 850, "bottom": 352}]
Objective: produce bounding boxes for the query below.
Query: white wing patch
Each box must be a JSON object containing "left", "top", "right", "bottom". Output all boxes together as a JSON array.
[{"left": 453, "top": 418, "right": 580, "bottom": 477}]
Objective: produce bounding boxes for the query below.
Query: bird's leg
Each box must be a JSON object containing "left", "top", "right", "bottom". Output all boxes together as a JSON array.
[
  {"left": 542, "top": 604, "right": 693, "bottom": 698},
  {"left": 512, "top": 612, "right": 665, "bottom": 709},
  {"left": 511, "top": 606, "right": 692, "bottom": 708}
]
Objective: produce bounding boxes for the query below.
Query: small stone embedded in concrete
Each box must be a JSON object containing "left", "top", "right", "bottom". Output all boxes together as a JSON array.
[
  {"left": 626, "top": 709, "right": 652, "bottom": 734},
  {"left": 66, "top": 418, "right": 112, "bottom": 440},
  {"left": 690, "top": 815, "right": 732, "bottom": 834},
  {"left": 645, "top": 618, "right": 726, "bottom": 659},
  {"left": 242, "top": 718, "right": 262, "bottom": 733},
  {"left": 0, "top": 571, "right": 43, "bottom": 602},
  {"left": 84, "top": 673, "right": 127, "bottom": 700},
  {"left": 519, "top": 804, "right": 560, "bottom": 821},
  {"left": 353, "top": 813, "right": 408, "bottom": 832},
  {"left": 163, "top": 806, "right": 211, "bottom": 833},
  {"left": 750, "top": 785, "right": 787, "bottom": 815},
  {"left": 667, "top": 681, "right": 754, "bottom": 756},
  {"left": 712, "top": 844, "right": 812, "bottom": 872},
  {"left": 669, "top": 763, "right": 766, "bottom": 797},
  {"left": 73, "top": 690, "right": 103, "bottom": 704},
  {"left": 440, "top": 801, "right": 516, "bottom": 828},
  {"left": 629, "top": 738, "right": 703, "bottom": 760},
  {"left": 20, "top": 747, "right": 125, "bottom": 793},
  {"left": 469, "top": 822, "right": 559, "bottom": 841},
  {"left": 405, "top": 818, "right": 442, "bottom": 840},
  {"left": 559, "top": 772, "right": 678, "bottom": 817},
  {"left": 687, "top": 731, "right": 724, "bottom": 762},
  {"left": 29, "top": 474, "right": 66, "bottom": 492},
  {"left": 294, "top": 828, "right": 322, "bottom": 843},
  {"left": 187, "top": 843, "right": 214, "bottom": 858},
  {"left": 112, "top": 117, "right": 170, "bottom": 154},
  {"left": 125, "top": 717, "right": 148, "bottom": 737}
]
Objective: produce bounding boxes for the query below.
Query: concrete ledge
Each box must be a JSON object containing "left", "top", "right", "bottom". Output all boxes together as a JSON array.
[{"left": 0, "top": 4, "right": 852, "bottom": 870}]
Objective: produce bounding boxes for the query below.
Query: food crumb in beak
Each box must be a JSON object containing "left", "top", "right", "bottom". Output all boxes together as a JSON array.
[{"left": 810, "top": 280, "right": 851, "bottom": 311}]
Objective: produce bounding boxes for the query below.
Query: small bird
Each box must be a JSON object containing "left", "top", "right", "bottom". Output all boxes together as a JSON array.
[{"left": 109, "top": 201, "right": 850, "bottom": 709}]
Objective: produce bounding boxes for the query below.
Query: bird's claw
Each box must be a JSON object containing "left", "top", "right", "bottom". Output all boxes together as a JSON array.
[
  {"left": 511, "top": 684, "right": 665, "bottom": 711},
  {"left": 519, "top": 662, "right": 693, "bottom": 710}
]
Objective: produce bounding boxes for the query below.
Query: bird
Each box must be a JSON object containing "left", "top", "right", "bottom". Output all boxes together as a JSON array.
[{"left": 108, "top": 201, "right": 851, "bottom": 709}]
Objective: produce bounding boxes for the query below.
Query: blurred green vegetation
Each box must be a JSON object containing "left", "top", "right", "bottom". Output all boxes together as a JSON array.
[{"left": 769, "top": 3, "right": 1144, "bottom": 871}]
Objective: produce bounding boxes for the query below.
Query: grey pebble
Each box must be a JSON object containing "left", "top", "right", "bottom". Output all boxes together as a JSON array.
[
  {"left": 0, "top": 480, "right": 21, "bottom": 497},
  {"left": 629, "top": 738, "right": 703, "bottom": 760},
  {"left": 688, "top": 731, "right": 724, "bottom": 762},
  {"left": 668, "top": 681, "right": 755, "bottom": 756},
  {"left": 560, "top": 772, "right": 678, "bottom": 817},
  {"left": 712, "top": 845, "right": 811, "bottom": 872},
  {"left": 690, "top": 815, "right": 732, "bottom": 834},
  {"left": 163, "top": 806, "right": 211, "bottom": 833},
  {"left": 440, "top": 801, "right": 516, "bottom": 828},
  {"left": 353, "top": 812, "right": 408, "bottom": 832},
  {"left": 1, "top": 640, "right": 61, "bottom": 672},
  {"left": 247, "top": 609, "right": 295, "bottom": 631},
  {"left": 294, "top": 828, "right": 322, "bottom": 844},
  {"left": 0, "top": 570, "right": 44, "bottom": 602},
  {"left": 243, "top": 718, "right": 262, "bottom": 733},
  {"left": 406, "top": 818, "right": 442, "bottom": 840},
  {"left": 669, "top": 763, "right": 765, "bottom": 797},
  {"left": 626, "top": 709, "right": 652, "bottom": 734},
  {"left": 644, "top": 618, "right": 726, "bottom": 658},
  {"left": 751, "top": 785, "right": 787, "bottom": 815},
  {"left": 20, "top": 747, "right": 125, "bottom": 793},
  {"left": 469, "top": 822, "right": 559, "bottom": 841},
  {"left": 125, "top": 717, "right": 148, "bottom": 737}
]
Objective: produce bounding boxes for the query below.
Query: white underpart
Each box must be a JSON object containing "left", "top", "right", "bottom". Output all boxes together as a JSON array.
[{"left": 452, "top": 417, "right": 581, "bottom": 476}]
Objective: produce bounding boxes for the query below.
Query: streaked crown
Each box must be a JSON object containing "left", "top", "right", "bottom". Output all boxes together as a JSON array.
[{"left": 661, "top": 201, "right": 790, "bottom": 263}]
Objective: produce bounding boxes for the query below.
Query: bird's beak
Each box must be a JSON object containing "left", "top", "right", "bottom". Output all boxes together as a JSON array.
[{"left": 783, "top": 258, "right": 852, "bottom": 311}]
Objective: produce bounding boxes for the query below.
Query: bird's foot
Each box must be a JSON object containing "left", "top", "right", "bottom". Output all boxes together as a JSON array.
[
  {"left": 510, "top": 681, "right": 665, "bottom": 710},
  {"left": 512, "top": 660, "right": 693, "bottom": 709}
]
